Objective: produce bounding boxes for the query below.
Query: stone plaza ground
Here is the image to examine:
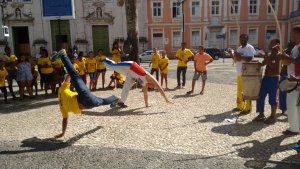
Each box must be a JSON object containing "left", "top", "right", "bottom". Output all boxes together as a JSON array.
[{"left": 0, "top": 58, "right": 300, "bottom": 169}]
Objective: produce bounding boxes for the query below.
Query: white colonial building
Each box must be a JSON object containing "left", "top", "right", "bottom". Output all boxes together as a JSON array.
[{"left": 0, "top": 0, "right": 148, "bottom": 57}]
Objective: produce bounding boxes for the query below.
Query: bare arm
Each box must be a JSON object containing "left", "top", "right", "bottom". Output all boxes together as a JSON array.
[
  {"left": 142, "top": 85, "right": 149, "bottom": 107},
  {"left": 54, "top": 117, "right": 68, "bottom": 138}
]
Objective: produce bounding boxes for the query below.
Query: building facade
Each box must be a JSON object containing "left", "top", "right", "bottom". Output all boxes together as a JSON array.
[
  {"left": 147, "top": 0, "right": 300, "bottom": 56},
  {"left": 0, "top": 0, "right": 148, "bottom": 57}
]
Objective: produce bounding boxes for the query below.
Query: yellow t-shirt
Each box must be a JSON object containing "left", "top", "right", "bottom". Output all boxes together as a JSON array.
[
  {"left": 175, "top": 48, "right": 194, "bottom": 67},
  {"left": 85, "top": 58, "right": 97, "bottom": 73},
  {"left": 2, "top": 54, "right": 18, "bottom": 71},
  {"left": 159, "top": 57, "right": 169, "bottom": 74},
  {"left": 52, "top": 59, "right": 64, "bottom": 70},
  {"left": 114, "top": 72, "right": 124, "bottom": 85},
  {"left": 0, "top": 68, "right": 8, "bottom": 87},
  {"left": 58, "top": 82, "right": 81, "bottom": 118},
  {"left": 74, "top": 59, "right": 86, "bottom": 75},
  {"left": 151, "top": 53, "right": 161, "bottom": 69},
  {"left": 73, "top": 63, "right": 79, "bottom": 72},
  {"left": 38, "top": 57, "right": 54, "bottom": 74},
  {"left": 110, "top": 48, "right": 122, "bottom": 62},
  {"left": 95, "top": 55, "right": 106, "bottom": 70}
]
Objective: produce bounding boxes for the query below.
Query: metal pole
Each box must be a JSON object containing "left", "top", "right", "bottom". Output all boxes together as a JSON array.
[{"left": 181, "top": 0, "right": 185, "bottom": 43}]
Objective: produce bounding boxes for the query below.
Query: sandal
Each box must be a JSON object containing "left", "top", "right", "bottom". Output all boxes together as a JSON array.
[
  {"left": 264, "top": 117, "right": 276, "bottom": 124},
  {"left": 186, "top": 91, "right": 193, "bottom": 95},
  {"left": 252, "top": 114, "right": 266, "bottom": 122}
]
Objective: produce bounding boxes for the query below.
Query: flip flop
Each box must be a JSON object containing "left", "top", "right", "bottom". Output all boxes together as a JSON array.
[
  {"left": 264, "top": 117, "right": 276, "bottom": 125},
  {"left": 252, "top": 115, "right": 266, "bottom": 122}
]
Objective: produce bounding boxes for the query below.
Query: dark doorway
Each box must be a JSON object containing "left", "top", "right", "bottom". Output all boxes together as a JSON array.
[{"left": 12, "top": 26, "right": 30, "bottom": 56}]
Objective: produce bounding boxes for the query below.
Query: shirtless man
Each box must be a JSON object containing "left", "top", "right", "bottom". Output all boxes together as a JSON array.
[{"left": 253, "top": 39, "right": 281, "bottom": 124}]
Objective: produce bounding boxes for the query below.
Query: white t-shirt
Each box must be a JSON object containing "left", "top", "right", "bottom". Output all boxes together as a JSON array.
[
  {"left": 235, "top": 44, "right": 255, "bottom": 75},
  {"left": 288, "top": 44, "right": 300, "bottom": 77}
]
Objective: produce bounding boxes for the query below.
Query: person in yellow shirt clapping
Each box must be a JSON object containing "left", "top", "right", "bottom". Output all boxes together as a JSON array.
[
  {"left": 95, "top": 49, "right": 107, "bottom": 89},
  {"left": 85, "top": 51, "right": 97, "bottom": 91},
  {"left": 159, "top": 50, "right": 169, "bottom": 90},
  {"left": 74, "top": 51, "right": 87, "bottom": 84},
  {"left": 149, "top": 48, "right": 161, "bottom": 81},
  {"left": 110, "top": 41, "right": 123, "bottom": 62},
  {"left": 175, "top": 42, "right": 194, "bottom": 89},
  {"left": 0, "top": 60, "right": 9, "bottom": 103}
]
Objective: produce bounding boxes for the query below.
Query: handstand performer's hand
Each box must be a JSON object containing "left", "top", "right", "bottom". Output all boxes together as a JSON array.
[{"left": 54, "top": 133, "right": 64, "bottom": 138}]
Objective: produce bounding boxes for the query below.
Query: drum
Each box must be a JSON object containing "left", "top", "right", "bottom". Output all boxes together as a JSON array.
[
  {"left": 242, "top": 62, "right": 263, "bottom": 76},
  {"left": 242, "top": 62, "right": 262, "bottom": 100},
  {"left": 279, "top": 79, "right": 299, "bottom": 93}
]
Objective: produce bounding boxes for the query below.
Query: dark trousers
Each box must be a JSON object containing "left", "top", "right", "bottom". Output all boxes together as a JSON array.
[
  {"left": 8, "top": 71, "right": 17, "bottom": 98},
  {"left": 177, "top": 67, "right": 187, "bottom": 87},
  {"left": 0, "top": 86, "right": 7, "bottom": 102},
  {"left": 150, "top": 68, "right": 159, "bottom": 81},
  {"left": 60, "top": 54, "right": 116, "bottom": 109}
]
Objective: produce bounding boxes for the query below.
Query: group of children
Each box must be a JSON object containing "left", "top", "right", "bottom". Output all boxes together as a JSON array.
[{"left": 0, "top": 41, "right": 124, "bottom": 103}]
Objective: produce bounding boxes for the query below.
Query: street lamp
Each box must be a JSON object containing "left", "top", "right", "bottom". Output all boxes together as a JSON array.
[{"left": 178, "top": 0, "right": 185, "bottom": 43}]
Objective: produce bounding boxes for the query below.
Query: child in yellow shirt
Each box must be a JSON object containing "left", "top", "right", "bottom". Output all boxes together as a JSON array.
[
  {"left": 159, "top": 50, "right": 169, "bottom": 90},
  {"left": 0, "top": 60, "right": 9, "bottom": 103},
  {"left": 85, "top": 51, "right": 97, "bottom": 91},
  {"left": 95, "top": 49, "right": 106, "bottom": 89}
]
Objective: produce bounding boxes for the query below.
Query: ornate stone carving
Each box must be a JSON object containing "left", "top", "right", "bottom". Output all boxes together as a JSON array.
[
  {"left": 5, "top": 3, "right": 34, "bottom": 23},
  {"left": 84, "top": 0, "right": 114, "bottom": 24}
]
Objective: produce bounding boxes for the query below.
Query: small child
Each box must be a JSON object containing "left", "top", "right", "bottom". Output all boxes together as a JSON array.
[
  {"left": 85, "top": 51, "right": 97, "bottom": 91},
  {"left": 95, "top": 49, "right": 106, "bottom": 89},
  {"left": 159, "top": 50, "right": 169, "bottom": 90},
  {"left": 31, "top": 66, "right": 38, "bottom": 96},
  {"left": 106, "top": 71, "right": 124, "bottom": 90},
  {"left": 0, "top": 60, "right": 9, "bottom": 103}
]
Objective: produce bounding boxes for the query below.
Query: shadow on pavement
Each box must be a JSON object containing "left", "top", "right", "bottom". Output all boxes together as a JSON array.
[
  {"left": 0, "top": 100, "right": 58, "bottom": 114},
  {"left": 211, "top": 121, "right": 267, "bottom": 137},
  {"left": 0, "top": 126, "right": 102, "bottom": 154},
  {"left": 233, "top": 135, "right": 300, "bottom": 168},
  {"left": 195, "top": 111, "right": 236, "bottom": 123},
  {"left": 172, "top": 93, "right": 199, "bottom": 99},
  {"left": 82, "top": 108, "right": 167, "bottom": 116}
]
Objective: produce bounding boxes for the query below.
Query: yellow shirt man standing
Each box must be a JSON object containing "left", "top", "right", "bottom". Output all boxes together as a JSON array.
[
  {"left": 149, "top": 48, "right": 161, "bottom": 81},
  {"left": 175, "top": 42, "right": 194, "bottom": 89}
]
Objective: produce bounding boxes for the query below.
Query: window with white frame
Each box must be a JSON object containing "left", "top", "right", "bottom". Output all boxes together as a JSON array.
[
  {"left": 211, "top": 0, "right": 220, "bottom": 15},
  {"left": 230, "top": 0, "right": 239, "bottom": 14},
  {"left": 229, "top": 29, "right": 238, "bottom": 47},
  {"left": 172, "top": 2, "right": 181, "bottom": 18},
  {"left": 153, "top": 2, "right": 162, "bottom": 17},
  {"left": 248, "top": 28, "right": 258, "bottom": 45},
  {"left": 153, "top": 33, "right": 164, "bottom": 49},
  {"left": 191, "top": 30, "right": 201, "bottom": 47},
  {"left": 173, "top": 31, "right": 181, "bottom": 47},
  {"left": 267, "top": 0, "right": 276, "bottom": 14},
  {"left": 191, "top": 1, "right": 200, "bottom": 17},
  {"left": 249, "top": 0, "right": 258, "bottom": 15}
]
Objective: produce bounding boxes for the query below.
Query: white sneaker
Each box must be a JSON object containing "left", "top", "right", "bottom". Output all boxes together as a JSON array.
[{"left": 182, "top": 86, "right": 185, "bottom": 89}]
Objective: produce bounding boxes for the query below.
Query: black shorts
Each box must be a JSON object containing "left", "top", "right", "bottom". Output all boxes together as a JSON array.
[
  {"left": 97, "top": 68, "right": 106, "bottom": 73},
  {"left": 41, "top": 73, "right": 54, "bottom": 83}
]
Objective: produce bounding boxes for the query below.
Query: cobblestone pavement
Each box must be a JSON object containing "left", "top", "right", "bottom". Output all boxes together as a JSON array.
[{"left": 0, "top": 59, "right": 300, "bottom": 168}]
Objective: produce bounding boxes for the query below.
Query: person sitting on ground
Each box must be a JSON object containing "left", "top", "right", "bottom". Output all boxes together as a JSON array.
[
  {"left": 106, "top": 71, "right": 124, "bottom": 91},
  {"left": 252, "top": 39, "right": 281, "bottom": 124},
  {"left": 52, "top": 49, "right": 119, "bottom": 138},
  {"left": 186, "top": 46, "right": 213, "bottom": 95},
  {"left": 0, "top": 60, "right": 9, "bottom": 103},
  {"left": 104, "top": 58, "right": 172, "bottom": 108}
]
